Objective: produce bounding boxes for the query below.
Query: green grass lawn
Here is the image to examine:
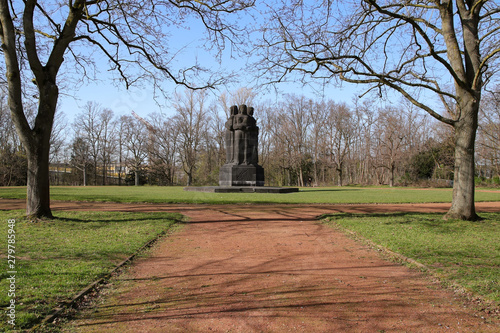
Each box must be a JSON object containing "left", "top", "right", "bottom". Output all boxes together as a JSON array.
[
  {"left": 0, "top": 210, "right": 182, "bottom": 332},
  {"left": 323, "top": 212, "right": 500, "bottom": 304},
  {"left": 0, "top": 185, "right": 499, "bottom": 204},
  {"left": 0, "top": 186, "right": 499, "bottom": 331}
]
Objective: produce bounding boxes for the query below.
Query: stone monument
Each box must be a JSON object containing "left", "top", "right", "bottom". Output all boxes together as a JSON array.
[
  {"left": 219, "top": 105, "right": 265, "bottom": 186},
  {"left": 184, "top": 104, "right": 297, "bottom": 193}
]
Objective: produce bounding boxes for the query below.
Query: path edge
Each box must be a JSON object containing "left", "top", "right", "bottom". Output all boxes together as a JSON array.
[
  {"left": 28, "top": 223, "right": 182, "bottom": 332},
  {"left": 319, "top": 215, "right": 500, "bottom": 318}
]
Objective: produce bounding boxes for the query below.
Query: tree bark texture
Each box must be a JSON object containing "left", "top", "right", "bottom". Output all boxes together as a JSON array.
[
  {"left": 26, "top": 141, "right": 52, "bottom": 218},
  {"left": 258, "top": 0, "right": 497, "bottom": 219},
  {"left": 0, "top": 0, "right": 83, "bottom": 218},
  {"left": 135, "top": 170, "right": 140, "bottom": 186},
  {"left": 25, "top": 82, "right": 58, "bottom": 218},
  {"left": 445, "top": 95, "right": 481, "bottom": 220}
]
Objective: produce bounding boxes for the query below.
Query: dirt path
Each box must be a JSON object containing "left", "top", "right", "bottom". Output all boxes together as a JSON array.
[{"left": 3, "top": 200, "right": 500, "bottom": 332}]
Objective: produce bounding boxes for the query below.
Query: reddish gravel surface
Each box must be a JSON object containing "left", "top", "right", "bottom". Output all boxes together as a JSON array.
[{"left": 3, "top": 199, "right": 500, "bottom": 332}]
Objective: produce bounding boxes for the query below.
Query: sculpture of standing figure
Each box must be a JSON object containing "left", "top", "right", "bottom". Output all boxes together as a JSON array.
[
  {"left": 219, "top": 104, "right": 264, "bottom": 186},
  {"left": 224, "top": 105, "right": 259, "bottom": 165},
  {"left": 233, "top": 105, "right": 249, "bottom": 164},
  {"left": 247, "top": 107, "right": 259, "bottom": 165},
  {"left": 225, "top": 105, "right": 237, "bottom": 164}
]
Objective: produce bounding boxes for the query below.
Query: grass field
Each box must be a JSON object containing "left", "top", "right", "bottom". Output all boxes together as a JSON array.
[
  {"left": 0, "top": 186, "right": 498, "bottom": 331},
  {"left": 323, "top": 212, "right": 500, "bottom": 304},
  {"left": 0, "top": 185, "right": 499, "bottom": 204},
  {"left": 0, "top": 210, "right": 182, "bottom": 332}
]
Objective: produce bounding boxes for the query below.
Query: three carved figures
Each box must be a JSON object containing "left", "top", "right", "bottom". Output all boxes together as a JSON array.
[{"left": 224, "top": 104, "right": 259, "bottom": 166}]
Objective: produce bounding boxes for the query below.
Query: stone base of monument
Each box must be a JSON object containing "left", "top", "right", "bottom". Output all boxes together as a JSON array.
[
  {"left": 218, "top": 164, "right": 265, "bottom": 187},
  {"left": 183, "top": 186, "right": 299, "bottom": 193},
  {"left": 184, "top": 163, "right": 298, "bottom": 193}
]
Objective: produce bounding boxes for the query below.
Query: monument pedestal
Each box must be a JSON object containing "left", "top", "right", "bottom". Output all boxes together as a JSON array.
[
  {"left": 184, "top": 104, "right": 297, "bottom": 194},
  {"left": 219, "top": 164, "right": 264, "bottom": 187},
  {"left": 184, "top": 186, "right": 298, "bottom": 193}
]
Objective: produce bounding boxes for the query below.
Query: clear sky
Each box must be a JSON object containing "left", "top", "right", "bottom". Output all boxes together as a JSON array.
[
  {"left": 57, "top": 73, "right": 364, "bottom": 123},
  {"left": 56, "top": 4, "right": 366, "bottom": 125}
]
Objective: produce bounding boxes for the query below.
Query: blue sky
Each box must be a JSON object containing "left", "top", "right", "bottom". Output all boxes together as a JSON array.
[
  {"left": 58, "top": 72, "right": 364, "bottom": 123},
  {"left": 56, "top": 4, "right": 365, "bottom": 125}
]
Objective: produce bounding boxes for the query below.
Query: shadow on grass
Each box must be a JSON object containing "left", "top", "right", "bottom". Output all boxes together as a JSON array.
[
  {"left": 33, "top": 214, "right": 185, "bottom": 226},
  {"left": 321, "top": 211, "right": 500, "bottom": 235},
  {"left": 319, "top": 212, "right": 434, "bottom": 223}
]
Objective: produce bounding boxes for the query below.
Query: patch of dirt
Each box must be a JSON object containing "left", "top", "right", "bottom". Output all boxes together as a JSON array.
[{"left": 2, "top": 199, "right": 500, "bottom": 332}]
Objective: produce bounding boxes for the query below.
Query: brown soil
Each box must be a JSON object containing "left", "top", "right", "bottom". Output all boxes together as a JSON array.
[{"left": 3, "top": 199, "right": 500, "bottom": 332}]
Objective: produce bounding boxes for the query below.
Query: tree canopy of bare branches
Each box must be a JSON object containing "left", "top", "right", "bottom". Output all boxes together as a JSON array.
[
  {"left": 0, "top": 0, "right": 254, "bottom": 218},
  {"left": 258, "top": 0, "right": 500, "bottom": 220}
]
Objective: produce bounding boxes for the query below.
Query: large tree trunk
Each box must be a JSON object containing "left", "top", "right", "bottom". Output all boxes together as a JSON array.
[
  {"left": 389, "top": 162, "right": 395, "bottom": 188},
  {"left": 337, "top": 167, "right": 343, "bottom": 186},
  {"left": 298, "top": 166, "right": 304, "bottom": 187},
  {"left": 24, "top": 83, "right": 57, "bottom": 218},
  {"left": 134, "top": 170, "right": 140, "bottom": 186},
  {"left": 26, "top": 142, "right": 53, "bottom": 218},
  {"left": 83, "top": 165, "right": 87, "bottom": 186},
  {"left": 445, "top": 98, "right": 480, "bottom": 221}
]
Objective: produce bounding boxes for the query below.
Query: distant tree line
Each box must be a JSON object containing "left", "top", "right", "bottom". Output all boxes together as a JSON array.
[{"left": 1, "top": 87, "right": 499, "bottom": 187}]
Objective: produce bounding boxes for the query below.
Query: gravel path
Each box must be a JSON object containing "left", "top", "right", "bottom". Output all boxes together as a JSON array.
[{"left": 2, "top": 199, "right": 499, "bottom": 332}]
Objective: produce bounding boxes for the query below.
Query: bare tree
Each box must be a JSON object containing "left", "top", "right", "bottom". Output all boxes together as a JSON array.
[
  {"left": 211, "top": 101, "right": 229, "bottom": 168},
  {"left": 49, "top": 110, "right": 68, "bottom": 164},
  {"left": 324, "top": 101, "right": 357, "bottom": 186},
  {"left": 48, "top": 109, "right": 69, "bottom": 185},
  {"left": 257, "top": 103, "right": 275, "bottom": 179},
  {"left": 74, "top": 102, "right": 103, "bottom": 185},
  {"left": 352, "top": 99, "right": 378, "bottom": 185},
  {"left": 309, "top": 100, "right": 328, "bottom": 185},
  {"left": 70, "top": 136, "right": 90, "bottom": 186},
  {"left": 0, "top": 94, "right": 21, "bottom": 154},
  {"left": 477, "top": 87, "right": 500, "bottom": 178},
  {"left": 0, "top": 94, "right": 26, "bottom": 186},
  {"left": 173, "top": 89, "right": 209, "bottom": 186},
  {"left": 148, "top": 113, "right": 180, "bottom": 185},
  {"left": 0, "top": 0, "right": 254, "bottom": 218},
  {"left": 373, "top": 107, "right": 409, "bottom": 187},
  {"left": 99, "top": 109, "right": 116, "bottom": 185},
  {"left": 115, "top": 116, "right": 128, "bottom": 186},
  {"left": 120, "top": 115, "right": 149, "bottom": 186},
  {"left": 259, "top": 0, "right": 500, "bottom": 220},
  {"left": 226, "top": 87, "right": 258, "bottom": 108},
  {"left": 280, "top": 95, "right": 313, "bottom": 186}
]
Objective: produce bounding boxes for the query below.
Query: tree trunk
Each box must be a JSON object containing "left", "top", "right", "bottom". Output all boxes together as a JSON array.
[
  {"left": 83, "top": 164, "right": 87, "bottom": 186},
  {"left": 389, "top": 162, "right": 395, "bottom": 187},
  {"left": 118, "top": 151, "right": 123, "bottom": 186},
  {"left": 102, "top": 161, "right": 106, "bottom": 185},
  {"left": 337, "top": 167, "right": 343, "bottom": 186},
  {"left": 313, "top": 160, "right": 318, "bottom": 185},
  {"left": 15, "top": 79, "right": 57, "bottom": 218},
  {"left": 298, "top": 167, "right": 304, "bottom": 187},
  {"left": 135, "top": 170, "right": 140, "bottom": 186},
  {"left": 94, "top": 162, "right": 98, "bottom": 185},
  {"left": 445, "top": 99, "right": 480, "bottom": 221},
  {"left": 26, "top": 146, "right": 52, "bottom": 218}
]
